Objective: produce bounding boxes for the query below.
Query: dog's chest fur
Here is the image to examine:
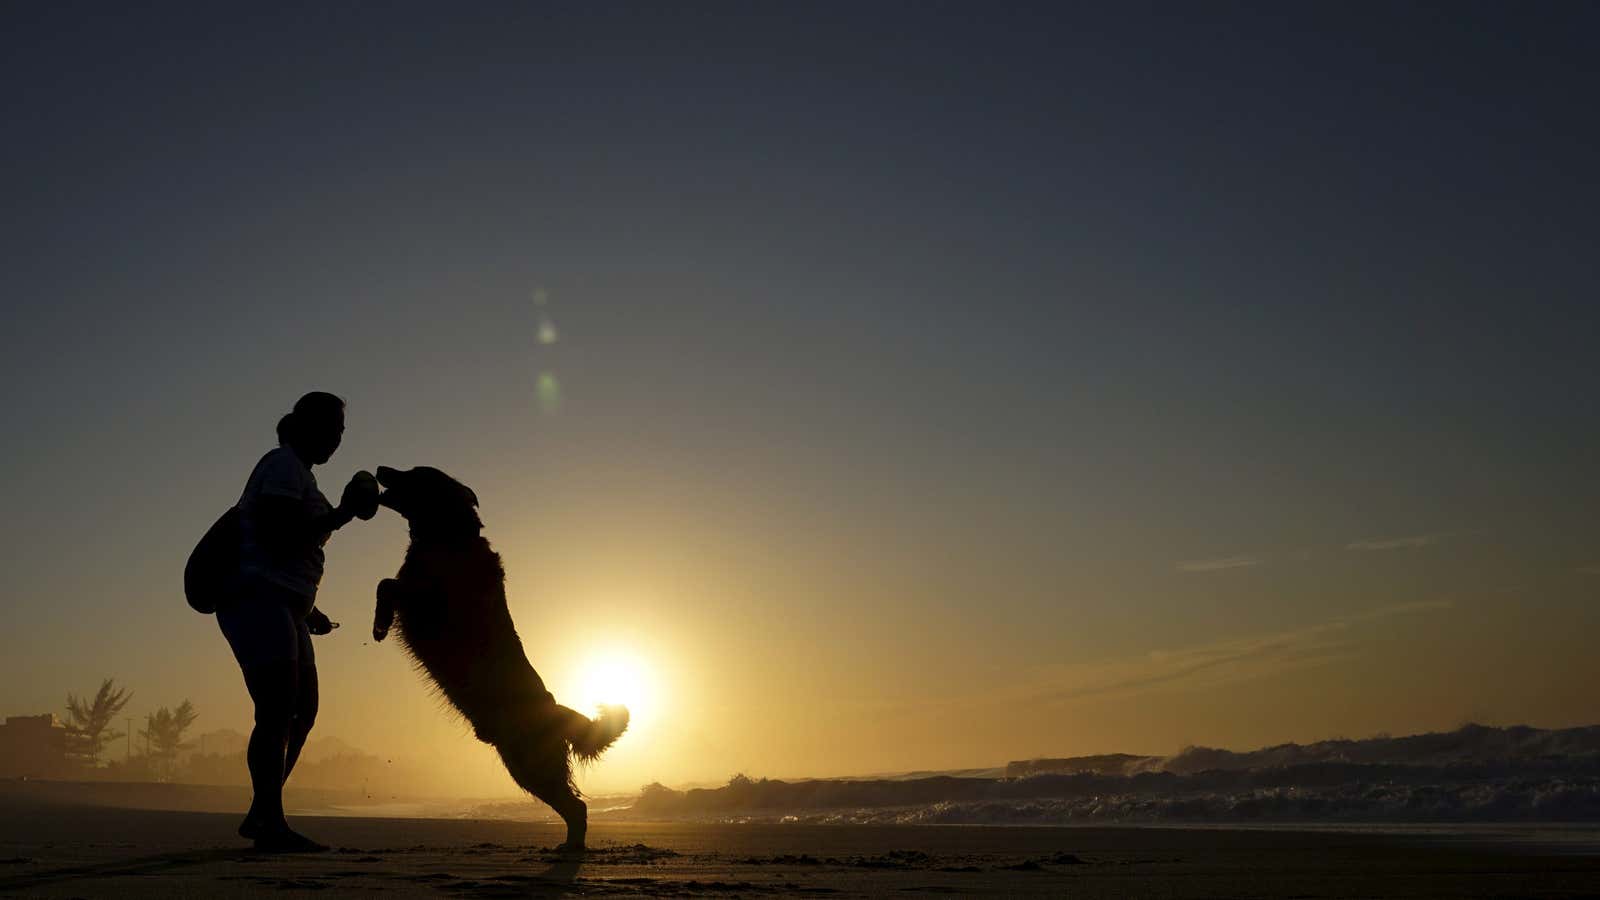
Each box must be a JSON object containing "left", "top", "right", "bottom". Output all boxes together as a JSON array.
[{"left": 391, "top": 537, "right": 552, "bottom": 741}]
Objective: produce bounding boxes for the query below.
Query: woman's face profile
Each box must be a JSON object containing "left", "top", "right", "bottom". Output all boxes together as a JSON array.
[{"left": 301, "top": 411, "right": 345, "bottom": 465}]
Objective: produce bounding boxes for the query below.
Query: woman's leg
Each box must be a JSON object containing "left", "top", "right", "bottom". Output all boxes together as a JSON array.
[
  {"left": 283, "top": 662, "right": 318, "bottom": 782},
  {"left": 242, "top": 660, "right": 299, "bottom": 828},
  {"left": 219, "top": 583, "right": 325, "bottom": 851},
  {"left": 241, "top": 660, "right": 325, "bottom": 851}
]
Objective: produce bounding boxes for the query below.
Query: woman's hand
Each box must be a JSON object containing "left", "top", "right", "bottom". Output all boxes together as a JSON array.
[
  {"left": 340, "top": 471, "right": 381, "bottom": 521},
  {"left": 306, "top": 608, "right": 339, "bottom": 636}
]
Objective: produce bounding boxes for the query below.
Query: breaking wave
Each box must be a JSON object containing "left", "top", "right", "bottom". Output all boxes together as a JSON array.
[{"left": 625, "top": 724, "right": 1600, "bottom": 824}]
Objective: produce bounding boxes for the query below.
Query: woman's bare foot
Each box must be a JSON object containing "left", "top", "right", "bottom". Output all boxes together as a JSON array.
[
  {"left": 253, "top": 826, "right": 329, "bottom": 853},
  {"left": 238, "top": 811, "right": 278, "bottom": 840}
]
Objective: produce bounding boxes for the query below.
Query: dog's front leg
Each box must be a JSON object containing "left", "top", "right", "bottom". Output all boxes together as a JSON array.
[{"left": 373, "top": 578, "right": 403, "bottom": 641}]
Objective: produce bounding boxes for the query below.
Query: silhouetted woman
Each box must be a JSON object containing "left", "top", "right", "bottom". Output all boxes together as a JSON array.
[{"left": 218, "top": 392, "right": 376, "bottom": 852}]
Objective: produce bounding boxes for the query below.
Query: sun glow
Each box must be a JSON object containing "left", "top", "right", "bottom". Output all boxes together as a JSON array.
[{"left": 572, "top": 649, "right": 659, "bottom": 731}]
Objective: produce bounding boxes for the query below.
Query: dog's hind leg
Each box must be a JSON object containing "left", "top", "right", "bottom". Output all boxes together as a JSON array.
[
  {"left": 536, "top": 780, "right": 587, "bottom": 851},
  {"left": 496, "top": 735, "right": 587, "bottom": 851}
]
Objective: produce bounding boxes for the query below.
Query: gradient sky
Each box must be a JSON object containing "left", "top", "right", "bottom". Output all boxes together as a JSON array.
[{"left": 3, "top": 3, "right": 1598, "bottom": 795}]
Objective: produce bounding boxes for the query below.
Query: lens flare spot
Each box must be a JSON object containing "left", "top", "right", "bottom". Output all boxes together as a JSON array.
[{"left": 537, "top": 372, "right": 562, "bottom": 414}]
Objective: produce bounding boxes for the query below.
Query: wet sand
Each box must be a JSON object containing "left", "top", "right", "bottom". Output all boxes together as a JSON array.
[{"left": 2, "top": 792, "right": 1599, "bottom": 897}]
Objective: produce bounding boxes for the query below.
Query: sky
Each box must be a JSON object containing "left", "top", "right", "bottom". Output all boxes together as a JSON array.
[{"left": 2, "top": 3, "right": 1597, "bottom": 796}]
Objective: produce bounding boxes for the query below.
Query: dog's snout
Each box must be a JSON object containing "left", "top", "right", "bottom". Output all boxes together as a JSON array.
[{"left": 375, "top": 466, "right": 401, "bottom": 487}]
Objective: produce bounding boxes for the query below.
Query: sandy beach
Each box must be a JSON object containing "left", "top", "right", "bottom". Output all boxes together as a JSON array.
[{"left": 3, "top": 785, "right": 1599, "bottom": 898}]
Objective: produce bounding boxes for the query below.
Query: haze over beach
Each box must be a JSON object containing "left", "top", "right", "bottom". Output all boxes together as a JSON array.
[{"left": 3, "top": 2, "right": 1599, "bottom": 896}]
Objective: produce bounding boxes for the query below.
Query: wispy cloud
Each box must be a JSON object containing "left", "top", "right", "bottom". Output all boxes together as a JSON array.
[
  {"left": 1023, "top": 601, "right": 1453, "bottom": 706},
  {"left": 1346, "top": 533, "right": 1447, "bottom": 552},
  {"left": 1176, "top": 555, "right": 1263, "bottom": 573},
  {"left": 897, "top": 601, "right": 1455, "bottom": 725}
]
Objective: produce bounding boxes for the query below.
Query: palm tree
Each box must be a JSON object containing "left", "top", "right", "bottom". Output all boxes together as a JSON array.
[
  {"left": 64, "top": 678, "right": 132, "bottom": 767},
  {"left": 141, "top": 701, "right": 199, "bottom": 781}
]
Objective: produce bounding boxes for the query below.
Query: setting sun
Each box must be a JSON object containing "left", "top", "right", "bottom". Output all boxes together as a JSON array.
[{"left": 571, "top": 650, "right": 659, "bottom": 732}]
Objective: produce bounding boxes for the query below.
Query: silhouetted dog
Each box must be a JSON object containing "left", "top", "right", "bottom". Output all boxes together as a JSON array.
[{"left": 371, "top": 466, "right": 628, "bottom": 849}]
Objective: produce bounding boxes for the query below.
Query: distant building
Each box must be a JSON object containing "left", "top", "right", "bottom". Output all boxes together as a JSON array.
[{"left": 0, "top": 713, "right": 76, "bottom": 779}]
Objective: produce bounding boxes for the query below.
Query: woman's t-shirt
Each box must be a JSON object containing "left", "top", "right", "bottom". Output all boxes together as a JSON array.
[{"left": 238, "top": 445, "right": 331, "bottom": 606}]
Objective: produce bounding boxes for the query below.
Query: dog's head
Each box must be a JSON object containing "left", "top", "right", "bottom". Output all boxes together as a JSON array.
[{"left": 375, "top": 466, "right": 482, "bottom": 534}]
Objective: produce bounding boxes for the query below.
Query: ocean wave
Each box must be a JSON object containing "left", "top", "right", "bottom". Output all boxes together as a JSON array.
[{"left": 624, "top": 724, "right": 1600, "bottom": 824}]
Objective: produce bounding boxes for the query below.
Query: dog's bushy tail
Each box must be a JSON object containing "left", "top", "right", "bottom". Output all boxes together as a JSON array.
[{"left": 560, "top": 704, "right": 630, "bottom": 762}]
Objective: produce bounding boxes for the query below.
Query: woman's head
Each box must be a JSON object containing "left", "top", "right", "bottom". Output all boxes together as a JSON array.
[{"left": 277, "top": 391, "right": 346, "bottom": 465}]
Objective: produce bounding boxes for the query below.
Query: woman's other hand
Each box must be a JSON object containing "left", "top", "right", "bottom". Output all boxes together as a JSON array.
[{"left": 306, "top": 608, "right": 339, "bottom": 636}]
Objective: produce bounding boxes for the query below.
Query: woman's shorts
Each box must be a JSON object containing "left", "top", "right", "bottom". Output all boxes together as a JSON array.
[{"left": 216, "top": 578, "right": 315, "bottom": 671}]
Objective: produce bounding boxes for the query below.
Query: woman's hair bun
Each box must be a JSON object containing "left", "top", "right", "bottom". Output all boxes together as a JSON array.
[{"left": 277, "top": 391, "right": 345, "bottom": 443}]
